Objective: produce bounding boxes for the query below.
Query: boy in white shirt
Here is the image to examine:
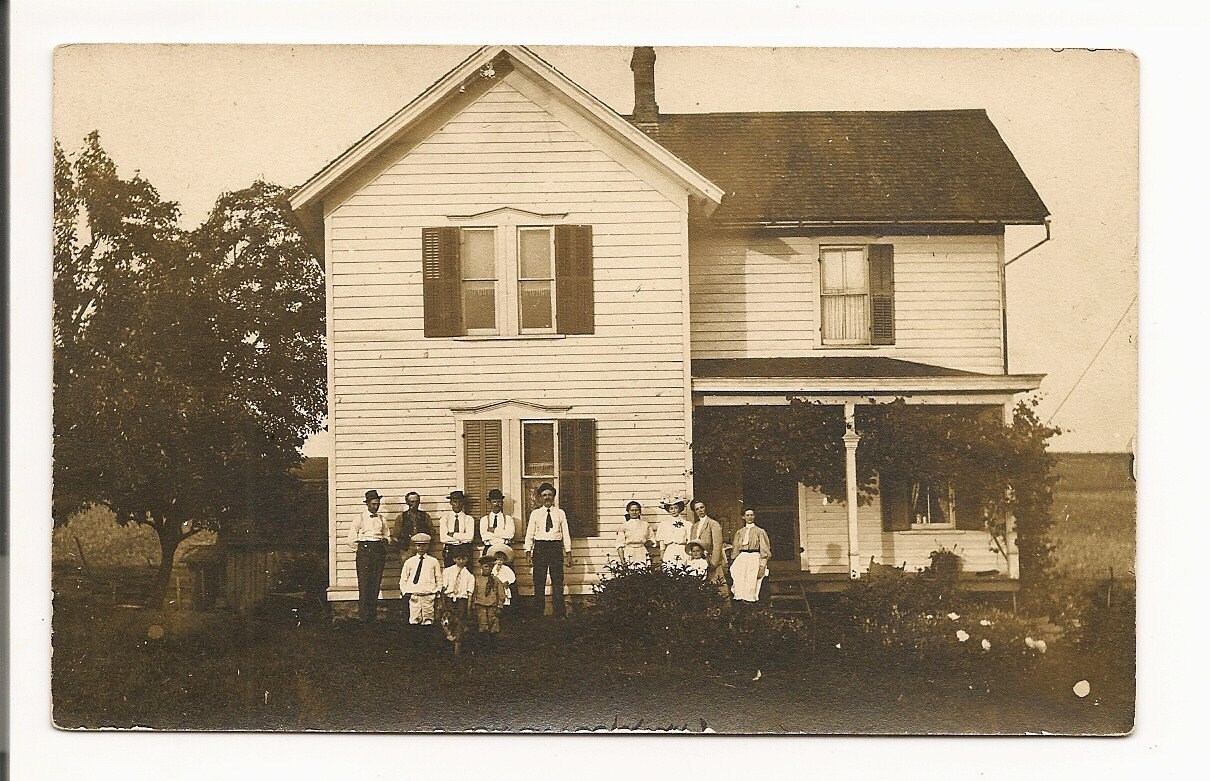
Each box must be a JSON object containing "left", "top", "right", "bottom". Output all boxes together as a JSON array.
[
  {"left": 399, "top": 533, "right": 442, "bottom": 650},
  {"left": 439, "top": 551, "right": 475, "bottom": 655}
]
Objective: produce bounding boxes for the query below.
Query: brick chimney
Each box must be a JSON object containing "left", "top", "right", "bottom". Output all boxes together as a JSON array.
[{"left": 630, "top": 46, "right": 659, "bottom": 135}]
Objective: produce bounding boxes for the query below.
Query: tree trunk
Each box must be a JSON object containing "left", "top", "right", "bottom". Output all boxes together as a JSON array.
[{"left": 152, "top": 521, "right": 183, "bottom": 611}]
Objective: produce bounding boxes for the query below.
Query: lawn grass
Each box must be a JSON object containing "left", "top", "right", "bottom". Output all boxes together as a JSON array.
[{"left": 52, "top": 578, "right": 1132, "bottom": 734}]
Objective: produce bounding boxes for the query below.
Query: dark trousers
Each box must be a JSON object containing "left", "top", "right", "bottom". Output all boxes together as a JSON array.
[
  {"left": 531, "top": 540, "right": 566, "bottom": 617},
  {"left": 355, "top": 540, "right": 387, "bottom": 622}
]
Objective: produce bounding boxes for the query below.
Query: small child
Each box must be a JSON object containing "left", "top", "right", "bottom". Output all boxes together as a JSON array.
[
  {"left": 472, "top": 555, "right": 508, "bottom": 651},
  {"left": 486, "top": 544, "right": 517, "bottom": 610},
  {"left": 439, "top": 551, "right": 475, "bottom": 655},
  {"left": 400, "top": 533, "right": 442, "bottom": 648},
  {"left": 685, "top": 540, "right": 709, "bottom": 578}
]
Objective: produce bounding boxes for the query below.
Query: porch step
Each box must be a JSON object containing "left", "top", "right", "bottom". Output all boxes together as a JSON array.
[{"left": 768, "top": 580, "right": 812, "bottom": 617}]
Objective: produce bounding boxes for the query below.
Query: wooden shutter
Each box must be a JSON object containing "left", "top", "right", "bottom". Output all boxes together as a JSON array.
[
  {"left": 422, "top": 227, "right": 462, "bottom": 337},
  {"left": 554, "top": 224, "right": 594, "bottom": 335},
  {"left": 558, "top": 418, "right": 598, "bottom": 537},
  {"left": 878, "top": 471, "right": 912, "bottom": 532},
  {"left": 868, "top": 243, "right": 895, "bottom": 345},
  {"left": 463, "top": 420, "right": 503, "bottom": 520}
]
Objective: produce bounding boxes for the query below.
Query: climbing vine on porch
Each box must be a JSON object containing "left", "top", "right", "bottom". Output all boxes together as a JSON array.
[{"left": 691, "top": 398, "right": 1061, "bottom": 586}]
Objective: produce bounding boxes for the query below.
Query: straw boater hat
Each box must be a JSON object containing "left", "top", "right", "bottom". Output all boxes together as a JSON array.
[
  {"left": 486, "top": 543, "right": 513, "bottom": 563},
  {"left": 686, "top": 539, "right": 706, "bottom": 553},
  {"left": 446, "top": 489, "right": 467, "bottom": 501},
  {"left": 411, "top": 532, "right": 432, "bottom": 545}
]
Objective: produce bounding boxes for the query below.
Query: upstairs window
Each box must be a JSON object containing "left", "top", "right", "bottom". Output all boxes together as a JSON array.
[
  {"left": 819, "top": 244, "right": 896, "bottom": 346},
  {"left": 460, "top": 228, "right": 498, "bottom": 333},
  {"left": 518, "top": 227, "right": 555, "bottom": 332},
  {"left": 820, "top": 246, "right": 869, "bottom": 344},
  {"left": 422, "top": 224, "right": 593, "bottom": 338}
]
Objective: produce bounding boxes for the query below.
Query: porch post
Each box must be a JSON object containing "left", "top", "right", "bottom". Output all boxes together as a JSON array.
[
  {"left": 843, "top": 402, "right": 861, "bottom": 579},
  {"left": 1002, "top": 404, "right": 1021, "bottom": 579}
]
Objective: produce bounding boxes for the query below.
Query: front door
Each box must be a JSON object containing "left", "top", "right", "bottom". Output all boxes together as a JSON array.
[{"left": 741, "top": 464, "right": 801, "bottom": 571}]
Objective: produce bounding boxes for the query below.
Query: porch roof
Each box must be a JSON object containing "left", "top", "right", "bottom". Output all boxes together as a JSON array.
[{"left": 691, "top": 357, "right": 1043, "bottom": 399}]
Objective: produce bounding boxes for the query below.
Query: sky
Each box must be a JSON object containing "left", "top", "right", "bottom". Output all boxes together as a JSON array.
[{"left": 53, "top": 44, "right": 1138, "bottom": 452}]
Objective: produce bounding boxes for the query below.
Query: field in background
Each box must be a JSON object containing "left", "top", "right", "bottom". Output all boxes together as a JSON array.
[{"left": 1049, "top": 453, "right": 1136, "bottom": 584}]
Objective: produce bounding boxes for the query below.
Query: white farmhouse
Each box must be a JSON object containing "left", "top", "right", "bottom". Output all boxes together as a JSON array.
[{"left": 290, "top": 46, "right": 1048, "bottom": 606}]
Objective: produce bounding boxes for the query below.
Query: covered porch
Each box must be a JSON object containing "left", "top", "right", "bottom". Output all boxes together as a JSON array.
[{"left": 690, "top": 357, "right": 1044, "bottom": 584}]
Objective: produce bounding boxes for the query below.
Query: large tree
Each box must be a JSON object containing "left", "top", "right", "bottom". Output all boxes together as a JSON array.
[{"left": 53, "top": 134, "right": 326, "bottom": 607}]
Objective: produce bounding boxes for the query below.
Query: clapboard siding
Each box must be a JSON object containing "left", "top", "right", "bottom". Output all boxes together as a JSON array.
[
  {"left": 689, "top": 232, "right": 1005, "bottom": 373},
  {"left": 801, "top": 487, "right": 1004, "bottom": 574},
  {"left": 324, "top": 74, "right": 692, "bottom": 599}
]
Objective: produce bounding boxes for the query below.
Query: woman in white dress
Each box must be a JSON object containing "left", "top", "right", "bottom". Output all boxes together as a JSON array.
[
  {"left": 729, "top": 508, "right": 772, "bottom": 602},
  {"left": 655, "top": 497, "right": 690, "bottom": 569},
  {"left": 614, "top": 500, "right": 653, "bottom": 565}
]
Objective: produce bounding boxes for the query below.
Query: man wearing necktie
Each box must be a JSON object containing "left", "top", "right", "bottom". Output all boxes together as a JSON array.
[
  {"left": 479, "top": 488, "right": 516, "bottom": 555},
  {"left": 348, "top": 489, "right": 392, "bottom": 622},
  {"left": 439, "top": 490, "right": 475, "bottom": 567},
  {"left": 523, "top": 482, "right": 572, "bottom": 617}
]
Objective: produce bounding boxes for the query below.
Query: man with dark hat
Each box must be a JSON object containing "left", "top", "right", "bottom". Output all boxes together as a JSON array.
[
  {"left": 478, "top": 488, "right": 516, "bottom": 555},
  {"left": 523, "top": 482, "right": 572, "bottom": 617},
  {"left": 348, "top": 489, "right": 392, "bottom": 622},
  {"left": 438, "top": 489, "right": 475, "bottom": 567}
]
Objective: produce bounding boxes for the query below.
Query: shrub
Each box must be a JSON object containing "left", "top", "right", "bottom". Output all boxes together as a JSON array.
[
  {"left": 576, "top": 561, "right": 809, "bottom": 667},
  {"left": 1069, "top": 577, "right": 1135, "bottom": 662},
  {"left": 826, "top": 572, "right": 1047, "bottom": 687}
]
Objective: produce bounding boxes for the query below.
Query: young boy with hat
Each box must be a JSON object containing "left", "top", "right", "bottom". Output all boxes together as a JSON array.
[
  {"left": 348, "top": 489, "right": 392, "bottom": 622},
  {"left": 399, "top": 533, "right": 442, "bottom": 648},
  {"left": 472, "top": 554, "right": 508, "bottom": 651},
  {"left": 486, "top": 543, "right": 517, "bottom": 609},
  {"left": 438, "top": 489, "right": 475, "bottom": 567}
]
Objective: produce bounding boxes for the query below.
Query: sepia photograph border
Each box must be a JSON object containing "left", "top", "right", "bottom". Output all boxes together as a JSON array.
[{"left": 9, "top": 0, "right": 1195, "bottom": 778}]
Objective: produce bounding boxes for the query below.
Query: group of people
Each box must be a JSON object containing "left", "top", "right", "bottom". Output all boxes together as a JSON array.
[
  {"left": 614, "top": 497, "right": 772, "bottom": 602},
  {"left": 348, "top": 482, "right": 572, "bottom": 651},
  {"left": 349, "top": 484, "right": 774, "bottom": 652}
]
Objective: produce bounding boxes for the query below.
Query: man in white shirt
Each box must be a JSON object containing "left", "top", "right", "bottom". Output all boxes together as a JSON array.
[
  {"left": 523, "top": 482, "right": 573, "bottom": 618},
  {"left": 479, "top": 488, "right": 516, "bottom": 554},
  {"left": 438, "top": 489, "right": 475, "bottom": 567},
  {"left": 348, "top": 489, "right": 393, "bottom": 622}
]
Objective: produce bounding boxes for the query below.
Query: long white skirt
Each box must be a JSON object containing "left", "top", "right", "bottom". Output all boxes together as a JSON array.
[
  {"left": 730, "top": 552, "right": 765, "bottom": 602},
  {"left": 619, "top": 544, "right": 650, "bottom": 565},
  {"left": 662, "top": 543, "right": 688, "bottom": 569}
]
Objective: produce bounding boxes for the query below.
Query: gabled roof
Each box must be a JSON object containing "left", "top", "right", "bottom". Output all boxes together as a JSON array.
[
  {"left": 649, "top": 111, "right": 1049, "bottom": 226},
  {"left": 289, "top": 45, "right": 724, "bottom": 217}
]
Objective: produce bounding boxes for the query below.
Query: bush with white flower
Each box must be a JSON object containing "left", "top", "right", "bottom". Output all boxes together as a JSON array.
[{"left": 827, "top": 570, "right": 1050, "bottom": 684}]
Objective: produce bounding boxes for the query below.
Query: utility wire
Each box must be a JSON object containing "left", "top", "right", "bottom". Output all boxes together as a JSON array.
[{"left": 1047, "top": 294, "right": 1138, "bottom": 424}]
